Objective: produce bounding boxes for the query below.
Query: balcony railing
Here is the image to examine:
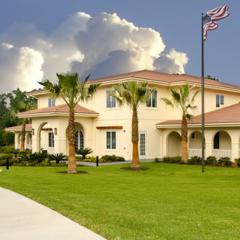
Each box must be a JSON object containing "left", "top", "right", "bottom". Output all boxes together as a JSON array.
[
  {"left": 189, "top": 148, "right": 232, "bottom": 159},
  {"left": 212, "top": 149, "right": 231, "bottom": 159},
  {"left": 189, "top": 148, "right": 202, "bottom": 158}
]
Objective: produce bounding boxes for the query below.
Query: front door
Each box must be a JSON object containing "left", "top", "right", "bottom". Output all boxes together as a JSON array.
[{"left": 139, "top": 132, "right": 146, "bottom": 159}]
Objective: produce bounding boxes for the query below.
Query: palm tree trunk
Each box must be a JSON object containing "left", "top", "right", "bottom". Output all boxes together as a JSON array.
[
  {"left": 181, "top": 116, "right": 188, "bottom": 163},
  {"left": 20, "top": 120, "right": 26, "bottom": 151},
  {"left": 67, "top": 107, "right": 77, "bottom": 173},
  {"left": 131, "top": 106, "right": 140, "bottom": 169}
]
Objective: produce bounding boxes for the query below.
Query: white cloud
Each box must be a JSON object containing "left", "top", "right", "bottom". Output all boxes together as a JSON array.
[
  {"left": 154, "top": 48, "right": 189, "bottom": 74},
  {"left": 0, "top": 12, "right": 189, "bottom": 92}
]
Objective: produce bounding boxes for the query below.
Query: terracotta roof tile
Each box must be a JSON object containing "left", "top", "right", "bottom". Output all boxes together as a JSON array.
[
  {"left": 18, "top": 104, "right": 98, "bottom": 116},
  {"left": 5, "top": 124, "right": 32, "bottom": 132},
  {"left": 158, "top": 102, "right": 240, "bottom": 126},
  {"left": 28, "top": 70, "right": 240, "bottom": 96}
]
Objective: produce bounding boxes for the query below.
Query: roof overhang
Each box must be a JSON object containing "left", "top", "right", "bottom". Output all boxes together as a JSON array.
[
  {"left": 17, "top": 112, "right": 99, "bottom": 119},
  {"left": 96, "top": 126, "right": 123, "bottom": 130},
  {"left": 156, "top": 122, "right": 240, "bottom": 129}
]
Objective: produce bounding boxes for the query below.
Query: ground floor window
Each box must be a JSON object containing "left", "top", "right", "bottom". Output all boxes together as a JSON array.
[
  {"left": 106, "top": 131, "right": 116, "bottom": 149},
  {"left": 214, "top": 132, "right": 220, "bottom": 149},
  {"left": 48, "top": 132, "right": 54, "bottom": 147},
  {"left": 139, "top": 133, "right": 146, "bottom": 156},
  {"left": 75, "top": 130, "right": 84, "bottom": 150}
]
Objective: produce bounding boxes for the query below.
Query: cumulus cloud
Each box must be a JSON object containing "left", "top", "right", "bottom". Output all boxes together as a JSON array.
[
  {"left": 0, "top": 43, "right": 43, "bottom": 92},
  {"left": 154, "top": 48, "right": 188, "bottom": 74},
  {"left": 0, "top": 12, "right": 189, "bottom": 93}
]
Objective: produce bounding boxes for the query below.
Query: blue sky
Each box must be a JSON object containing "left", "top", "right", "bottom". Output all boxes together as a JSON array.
[{"left": 0, "top": 0, "right": 239, "bottom": 92}]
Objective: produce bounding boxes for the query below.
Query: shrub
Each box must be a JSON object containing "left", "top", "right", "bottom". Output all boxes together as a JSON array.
[
  {"left": 217, "top": 157, "right": 232, "bottom": 167},
  {"left": 154, "top": 157, "right": 161, "bottom": 163},
  {"left": 188, "top": 156, "right": 202, "bottom": 165},
  {"left": 0, "top": 154, "right": 14, "bottom": 166},
  {"left": 77, "top": 148, "right": 93, "bottom": 159},
  {"left": 235, "top": 158, "right": 240, "bottom": 167},
  {"left": 100, "top": 155, "right": 125, "bottom": 162},
  {"left": 48, "top": 153, "right": 67, "bottom": 164},
  {"left": 162, "top": 156, "right": 181, "bottom": 164},
  {"left": 0, "top": 146, "right": 15, "bottom": 154},
  {"left": 206, "top": 156, "right": 217, "bottom": 166}
]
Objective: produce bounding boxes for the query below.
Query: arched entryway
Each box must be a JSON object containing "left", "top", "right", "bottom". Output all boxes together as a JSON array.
[
  {"left": 212, "top": 131, "right": 231, "bottom": 158},
  {"left": 37, "top": 122, "right": 54, "bottom": 153},
  {"left": 75, "top": 123, "right": 84, "bottom": 151},
  {"left": 189, "top": 131, "right": 202, "bottom": 157},
  {"left": 66, "top": 122, "right": 84, "bottom": 153},
  {"left": 167, "top": 131, "right": 181, "bottom": 157}
]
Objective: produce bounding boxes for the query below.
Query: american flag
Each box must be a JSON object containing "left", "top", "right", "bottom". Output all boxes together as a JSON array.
[{"left": 203, "top": 5, "right": 230, "bottom": 40}]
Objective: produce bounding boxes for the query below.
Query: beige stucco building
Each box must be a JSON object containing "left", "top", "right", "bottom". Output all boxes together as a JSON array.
[{"left": 6, "top": 70, "right": 240, "bottom": 161}]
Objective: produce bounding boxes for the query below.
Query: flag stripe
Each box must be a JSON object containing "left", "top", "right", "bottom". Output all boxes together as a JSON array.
[{"left": 203, "top": 5, "right": 229, "bottom": 40}]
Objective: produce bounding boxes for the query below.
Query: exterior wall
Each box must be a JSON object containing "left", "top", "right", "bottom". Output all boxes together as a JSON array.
[{"left": 28, "top": 80, "right": 240, "bottom": 161}]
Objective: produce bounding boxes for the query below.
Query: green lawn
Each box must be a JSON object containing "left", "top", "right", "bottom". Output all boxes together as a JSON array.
[{"left": 1, "top": 163, "right": 240, "bottom": 240}]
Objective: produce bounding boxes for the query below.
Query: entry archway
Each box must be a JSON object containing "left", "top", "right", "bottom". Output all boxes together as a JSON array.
[{"left": 167, "top": 131, "right": 181, "bottom": 157}]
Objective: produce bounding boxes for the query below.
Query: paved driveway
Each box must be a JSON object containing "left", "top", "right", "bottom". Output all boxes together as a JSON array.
[{"left": 0, "top": 187, "right": 106, "bottom": 240}]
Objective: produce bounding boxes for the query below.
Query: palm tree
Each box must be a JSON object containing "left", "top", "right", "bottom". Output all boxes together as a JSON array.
[
  {"left": 9, "top": 89, "right": 37, "bottom": 151},
  {"left": 113, "top": 81, "right": 152, "bottom": 169},
  {"left": 162, "top": 84, "right": 199, "bottom": 163},
  {"left": 39, "top": 73, "right": 99, "bottom": 173}
]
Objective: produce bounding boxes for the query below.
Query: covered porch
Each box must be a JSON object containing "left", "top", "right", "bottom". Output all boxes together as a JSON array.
[{"left": 157, "top": 103, "right": 240, "bottom": 161}]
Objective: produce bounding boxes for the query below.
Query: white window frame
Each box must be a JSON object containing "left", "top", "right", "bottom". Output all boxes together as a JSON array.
[
  {"left": 139, "top": 132, "right": 147, "bottom": 159},
  {"left": 216, "top": 95, "right": 224, "bottom": 108},
  {"left": 48, "top": 98, "right": 55, "bottom": 107},
  {"left": 48, "top": 132, "right": 54, "bottom": 147},
  {"left": 106, "top": 89, "right": 116, "bottom": 108},
  {"left": 106, "top": 131, "right": 116, "bottom": 149},
  {"left": 146, "top": 90, "right": 157, "bottom": 108}
]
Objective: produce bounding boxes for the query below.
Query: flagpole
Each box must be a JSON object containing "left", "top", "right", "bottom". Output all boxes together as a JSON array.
[{"left": 201, "top": 13, "right": 205, "bottom": 173}]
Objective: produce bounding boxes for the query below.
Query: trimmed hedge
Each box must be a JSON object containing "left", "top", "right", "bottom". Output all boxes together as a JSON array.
[
  {"left": 100, "top": 155, "right": 125, "bottom": 162},
  {"left": 162, "top": 156, "right": 181, "bottom": 164}
]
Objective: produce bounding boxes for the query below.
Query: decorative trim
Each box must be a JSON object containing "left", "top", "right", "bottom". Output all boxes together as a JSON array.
[{"left": 96, "top": 126, "right": 123, "bottom": 130}]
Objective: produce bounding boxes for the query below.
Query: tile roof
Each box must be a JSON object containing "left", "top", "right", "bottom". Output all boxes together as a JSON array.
[
  {"left": 28, "top": 70, "right": 240, "bottom": 96},
  {"left": 158, "top": 102, "right": 240, "bottom": 126},
  {"left": 17, "top": 104, "right": 98, "bottom": 117},
  {"left": 5, "top": 124, "right": 32, "bottom": 132}
]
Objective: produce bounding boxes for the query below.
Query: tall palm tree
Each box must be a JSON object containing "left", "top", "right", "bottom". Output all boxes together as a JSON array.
[
  {"left": 9, "top": 89, "right": 37, "bottom": 151},
  {"left": 162, "top": 84, "right": 199, "bottom": 163},
  {"left": 113, "top": 81, "right": 152, "bottom": 169},
  {"left": 39, "top": 73, "right": 99, "bottom": 173}
]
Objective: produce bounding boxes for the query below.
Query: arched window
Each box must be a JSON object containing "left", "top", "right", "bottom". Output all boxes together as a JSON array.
[{"left": 75, "top": 130, "right": 84, "bottom": 150}]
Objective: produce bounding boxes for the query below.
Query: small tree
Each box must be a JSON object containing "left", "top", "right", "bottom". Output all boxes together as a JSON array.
[
  {"left": 162, "top": 84, "right": 199, "bottom": 163},
  {"left": 113, "top": 81, "right": 152, "bottom": 169},
  {"left": 39, "top": 73, "right": 99, "bottom": 173}
]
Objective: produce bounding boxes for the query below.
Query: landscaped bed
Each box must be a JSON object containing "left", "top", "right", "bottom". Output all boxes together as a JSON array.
[{"left": 0, "top": 163, "right": 240, "bottom": 240}]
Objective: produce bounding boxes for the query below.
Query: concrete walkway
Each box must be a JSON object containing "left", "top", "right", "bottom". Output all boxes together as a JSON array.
[{"left": 0, "top": 187, "right": 106, "bottom": 240}]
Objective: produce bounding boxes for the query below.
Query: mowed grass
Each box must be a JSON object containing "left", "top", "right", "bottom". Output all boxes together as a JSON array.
[{"left": 1, "top": 163, "right": 240, "bottom": 240}]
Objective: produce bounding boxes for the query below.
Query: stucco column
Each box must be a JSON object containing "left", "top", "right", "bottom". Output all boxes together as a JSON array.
[
  {"left": 14, "top": 133, "right": 19, "bottom": 149},
  {"left": 205, "top": 130, "right": 213, "bottom": 158},
  {"left": 159, "top": 130, "right": 164, "bottom": 159},
  {"left": 31, "top": 130, "right": 39, "bottom": 153},
  {"left": 231, "top": 134, "right": 239, "bottom": 161}
]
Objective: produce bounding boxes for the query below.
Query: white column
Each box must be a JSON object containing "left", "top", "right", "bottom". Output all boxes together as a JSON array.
[
  {"left": 205, "top": 131, "right": 213, "bottom": 158},
  {"left": 230, "top": 132, "right": 239, "bottom": 161},
  {"left": 14, "top": 133, "right": 19, "bottom": 149}
]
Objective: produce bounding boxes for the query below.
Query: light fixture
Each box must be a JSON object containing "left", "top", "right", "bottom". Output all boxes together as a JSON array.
[
  {"left": 32, "top": 128, "right": 34, "bottom": 135},
  {"left": 54, "top": 128, "right": 57, "bottom": 135}
]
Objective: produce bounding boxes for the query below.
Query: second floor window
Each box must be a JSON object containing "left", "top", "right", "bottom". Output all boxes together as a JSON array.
[
  {"left": 106, "top": 131, "right": 116, "bottom": 149},
  {"left": 48, "top": 98, "right": 55, "bottom": 107},
  {"left": 106, "top": 90, "right": 116, "bottom": 108},
  {"left": 216, "top": 95, "right": 224, "bottom": 107},
  {"left": 146, "top": 90, "right": 157, "bottom": 108},
  {"left": 48, "top": 132, "right": 54, "bottom": 147}
]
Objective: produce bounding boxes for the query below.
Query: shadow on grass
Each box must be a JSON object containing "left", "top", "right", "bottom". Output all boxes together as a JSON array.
[
  {"left": 56, "top": 170, "right": 88, "bottom": 174},
  {"left": 121, "top": 166, "right": 149, "bottom": 171}
]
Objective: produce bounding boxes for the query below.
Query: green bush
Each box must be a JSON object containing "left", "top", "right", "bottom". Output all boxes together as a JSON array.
[
  {"left": 0, "top": 146, "right": 15, "bottom": 154},
  {"left": 100, "top": 155, "right": 125, "bottom": 162},
  {"left": 217, "top": 157, "right": 232, "bottom": 167},
  {"left": 235, "top": 158, "right": 240, "bottom": 167},
  {"left": 0, "top": 154, "right": 16, "bottom": 166},
  {"left": 48, "top": 153, "right": 67, "bottom": 164},
  {"left": 162, "top": 156, "right": 181, "bottom": 164},
  {"left": 77, "top": 148, "right": 93, "bottom": 159},
  {"left": 206, "top": 156, "right": 217, "bottom": 166},
  {"left": 188, "top": 156, "right": 202, "bottom": 165}
]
